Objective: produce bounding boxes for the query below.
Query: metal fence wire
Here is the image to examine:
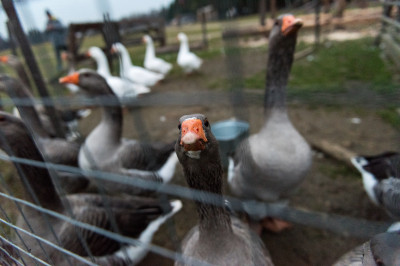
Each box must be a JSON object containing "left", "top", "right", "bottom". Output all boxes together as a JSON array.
[{"left": 0, "top": 0, "right": 398, "bottom": 265}]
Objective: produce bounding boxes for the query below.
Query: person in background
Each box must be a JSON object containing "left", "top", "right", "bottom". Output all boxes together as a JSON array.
[{"left": 45, "top": 9, "right": 67, "bottom": 70}]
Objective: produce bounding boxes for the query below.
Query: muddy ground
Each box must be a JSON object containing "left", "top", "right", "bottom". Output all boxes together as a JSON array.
[{"left": 75, "top": 25, "right": 399, "bottom": 265}]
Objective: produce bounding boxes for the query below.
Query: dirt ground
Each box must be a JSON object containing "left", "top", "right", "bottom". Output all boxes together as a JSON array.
[{"left": 76, "top": 22, "right": 399, "bottom": 265}]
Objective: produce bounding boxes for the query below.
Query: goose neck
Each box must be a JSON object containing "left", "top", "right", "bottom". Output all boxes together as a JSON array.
[
  {"left": 118, "top": 46, "right": 133, "bottom": 70},
  {"left": 6, "top": 80, "right": 48, "bottom": 138},
  {"left": 98, "top": 96, "right": 123, "bottom": 141},
  {"left": 93, "top": 52, "right": 111, "bottom": 77},
  {"left": 9, "top": 134, "right": 62, "bottom": 209},
  {"left": 145, "top": 41, "right": 155, "bottom": 60},
  {"left": 183, "top": 159, "right": 233, "bottom": 236},
  {"left": 178, "top": 40, "right": 189, "bottom": 55},
  {"left": 264, "top": 37, "right": 296, "bottom": 112}
]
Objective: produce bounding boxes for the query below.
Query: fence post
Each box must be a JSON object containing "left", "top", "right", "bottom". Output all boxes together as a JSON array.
[
  {"left": 201, "top": 11, "right": 208, "bottom": 48},
  {"left": 314, "top": 0, "right": 321, "bottom": 48},
  {"left": 259, "top": 0, "right": 266, "bottom": 26},
  {"left": 1, "top": 0, "right": 65, "bottom": 138},
  {"left": 375, "top": 0, "right": 392, "bottom": 45}
]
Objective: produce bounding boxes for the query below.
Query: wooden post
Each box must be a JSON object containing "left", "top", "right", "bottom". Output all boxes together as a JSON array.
[
  {"left": 201, "top": 11, "right": 208, "bottom": 48},
  {"left": 158, "top": 18, "right": 166, "bottom": 47},
  {"left": 259, "top": 0, "right": 266, "bottom": 26},
  {"left": 315, "top": 0, "right": 321, "bottom": 48},
  {"left": 270, "top": 0, "right": 277, "bottom": 20},
  {"left": 1, "top": 0, "right": 65, "bottom": 138},
  {"left": 375, "top": 0, "right": 393, "bottom": 45}
]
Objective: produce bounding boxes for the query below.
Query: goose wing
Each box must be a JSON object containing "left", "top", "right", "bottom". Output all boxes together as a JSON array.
[
  {"left": 332, "top": 242, "right": 374, "bottom": 266},
  {"left": 370, "top": 231, "right": 400, "bottom": 266},
  {"left": 40, "top": 138, "right": 80, "bottom": 166},
  {"left": 117, "top": 139, "right": 175, "bottom": 171},
  {"left": 362, "top": 152, "right": 400, "bottom": 181},
  {"left": 374, "top": 177, "right": 400, "bottom": 218},
  {"left": 60, "top": 194, "right": 169, "bottom": 256}
]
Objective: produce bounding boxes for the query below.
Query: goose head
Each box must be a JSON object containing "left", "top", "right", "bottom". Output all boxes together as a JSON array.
[
  {"left": 86, "top": 46, "right": 105, "bottom": 60},
  {"left": 176, "top": 114, "right": 220, "bottom": 162},
  {"left": 268, "top": 14, "right": 303, "bottom": 52},
  {"left": 177, "top": 32, "right": 188, "bottom": 42},
  {"left": 142, "top": 34, "right": 152, "bottom": 44},
  {"left": 111, "top": 42, "right": 125, "bottom": 55},
  {"left": 59, "top": 69, "right": 114, "bottom": 97}
]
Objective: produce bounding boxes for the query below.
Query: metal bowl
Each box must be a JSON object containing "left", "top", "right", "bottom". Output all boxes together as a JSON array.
[{"left": 211, "top": 119, "right": 249, "bottom": 167}]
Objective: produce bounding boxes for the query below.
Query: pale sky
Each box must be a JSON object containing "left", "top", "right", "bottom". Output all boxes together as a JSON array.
[{"left": 0, "top": 0, "right": 174, "bottom": 38}]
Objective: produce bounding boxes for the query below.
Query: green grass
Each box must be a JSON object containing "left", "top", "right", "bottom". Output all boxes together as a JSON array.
[
  {"left": 378, "top": 108, "right": 400, "bottom": 130},
  {"left": 243, "top": 37, "right": 398, "bottom": 94},
  {"left": 318, "top": 160, "right": 359, "bottom": 180},
  {"left": 290, "top": 37, "right": 395, "bottom": 93}
]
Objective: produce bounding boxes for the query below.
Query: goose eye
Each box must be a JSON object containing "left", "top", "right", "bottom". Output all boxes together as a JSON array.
[{"left": 204, "top": 120, "right": 209, "bottom": 127}]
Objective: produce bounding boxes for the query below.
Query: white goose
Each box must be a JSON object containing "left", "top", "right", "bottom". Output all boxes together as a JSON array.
[
  {"left": 177, "top": 32, "right": 202, "bottom": 74},
  {"left": 143, "top": 35, "right": 172, "bottom": 75},
  {"left": 111, "top": 42, "right": 164, "bottom": 87},
  {"left": 87, "top": 46, "right": 150, "bottom": 98}
]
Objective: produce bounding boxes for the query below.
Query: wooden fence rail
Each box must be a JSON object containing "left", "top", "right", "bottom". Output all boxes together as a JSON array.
[{"left": 377, "top": 0, "right": 400, "bottom": 68}]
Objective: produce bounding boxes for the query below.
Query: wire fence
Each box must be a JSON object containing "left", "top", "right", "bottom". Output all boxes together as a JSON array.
[{"left": 0, "top": 0, "right": 397, "bottom": 265}]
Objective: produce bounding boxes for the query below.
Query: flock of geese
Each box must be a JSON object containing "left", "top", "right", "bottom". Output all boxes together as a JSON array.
[{"left": 0, "top": 14, "right": 398, "bottom": 265}]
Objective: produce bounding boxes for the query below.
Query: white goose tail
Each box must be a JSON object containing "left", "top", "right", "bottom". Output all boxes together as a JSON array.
[
  {"left": 157, "top": 152, "right": 179, "bottom": 183},
  {"left": 227, "top": 156, "right": 235, "bottom": 184},
  {"left": 115, "top": 200, "right": 182, "bottom": 264}
]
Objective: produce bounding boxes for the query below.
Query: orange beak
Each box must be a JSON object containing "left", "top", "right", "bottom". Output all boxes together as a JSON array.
[
  {"left": 142, "top": 37, "right": 146, "bottom": 43},
  {"left": 59, "top": 72, "right": 80, "bottom": 85},
  {"left": 85, "top": 51, "right": 91, "bottom": 58},
  {"left": 281, "top": 15, "right": 303, "bottom": 36},
  {"left": 0, "top": 56, "right": 9, "bottom": 63},
  {"left": 180, "top": 118, "right": 208, "bottom": 151},
  {"left": 110, "top": 46, "right": 117, "bottom": 54}
]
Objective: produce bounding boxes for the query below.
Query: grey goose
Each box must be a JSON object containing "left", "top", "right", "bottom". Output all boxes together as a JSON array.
[
  {"left": 228, "top": 14, "right": 312, "bottom": 232},
  {"left": 175, "top": 114, "right": 274, "bottom": 266},
  {"left": 0, "top": 111, "right": 181, "bottom": 265},
  {"left": 59, "top": 70, "right": 178, "bottom": 195}
]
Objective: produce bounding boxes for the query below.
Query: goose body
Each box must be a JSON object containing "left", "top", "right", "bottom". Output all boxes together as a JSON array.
[
  {"left": 59, "top": 70, "right": 177, "bottom": 194},
  {"left": 0, "top": 111, "right": 182, "bottom": 265},
  {"left": 175, "top": 114, "right": 273, "bottom": 266},
  {"left": 177, "top": 33, "right": 202, "bottom": 74},
  {"left": 351, "top": 152, "right": 400, "bottom": 219},
  {"left": 0, "top": 75, "right": 81, "bottom": 167},
  {"left": 0, "top": 55, "right": 88, "bottom": 139},
  {"left": 0, "top": 75, "right": 89, "bottom": 194},
  {"left": 227, "top": 15, "right": 312, "bottom": 230},
  {"left": 87, "top": 46, "right": 150, "bottom": 99},
  {"left": 143, "top": 35, "right": 172, "bottom": 75},
  {"left": 112, "top": 42, "right": 164, "bottom": 87},
  {"left": 333, "top": 228, "right": 400, "bottom": 266}
]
